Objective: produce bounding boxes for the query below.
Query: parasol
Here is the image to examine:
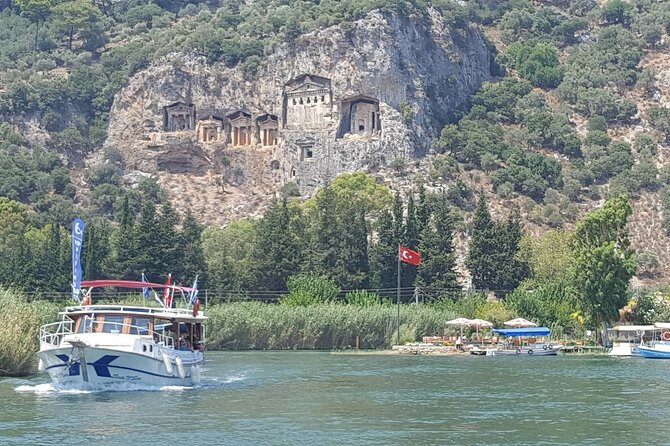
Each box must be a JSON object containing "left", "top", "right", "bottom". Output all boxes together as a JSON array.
[
  {"left": 504, "top": 317, "right": 538, "bottom": 328},
  {"left": 466, "top": 318, "right": 493, "bottom": 345},
  {"left": 446, "top": 317, "right": 472, "bottom": 338}
]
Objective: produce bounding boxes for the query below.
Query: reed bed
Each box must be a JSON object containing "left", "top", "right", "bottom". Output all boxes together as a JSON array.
[
  {"left": 0, "top": 288, "right": 59, "bottom": 376},
  {"left": 205, "top": 302, "right": 457, "bottom": 350}
]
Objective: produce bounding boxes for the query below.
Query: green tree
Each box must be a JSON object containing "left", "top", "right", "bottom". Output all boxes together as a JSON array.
[
  {"left": 333, "top": 206, "right": 369, "bottom": 290},
  {"left": 83, "top": 217, "right": 111, "bottom": 280},
  {"left": 52, "top": 0, "right": 102, "bottom": 50},
  {"left": 572, "top": 194, "right": 637, "bottom": 330},
  {"left": 370, "top": 210, "right": 396, "bottom": 289},
  {"left": 15, "top": 0, "right": 52, "bottom": 50},
  {"left": 467, "top": 194, "right": 529, "bottom": 295},
  {"left": 467, "top": 193, "right": 496, "bottom": 291},
  {"left": 254, "top": 199, "right": 303, "bottom": 291},
  {"left": 601, "top": 0, "right": 633, "bottom": 26},
  {"left": 417, "top": 193, "right": 458, "bottom": 291},
  {"left": 178, "top": 210, "right": 206, "bottom": 285},
  {"left": 202, "top": 219, "right": 257, "bottom": 293}
]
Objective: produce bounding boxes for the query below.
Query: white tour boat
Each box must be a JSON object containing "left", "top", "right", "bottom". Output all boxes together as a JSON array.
[
  {"left": 607, "top": 325, "right": 654, "bottom": 357},
  {"left": 38, "top": 279, "right": 206, "bottom": 387}
]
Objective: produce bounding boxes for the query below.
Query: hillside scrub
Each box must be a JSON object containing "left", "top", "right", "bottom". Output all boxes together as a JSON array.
[{"left": 0, "top": 288, "right": 59, "bottom": 377}]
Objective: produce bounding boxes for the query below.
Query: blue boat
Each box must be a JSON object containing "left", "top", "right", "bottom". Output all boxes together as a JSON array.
[
  {"left": 637, "top": 323, "right": 670, "bottom": 359},
  {"left": 483, "top": 327, "right": 562, "bottom": 356}
]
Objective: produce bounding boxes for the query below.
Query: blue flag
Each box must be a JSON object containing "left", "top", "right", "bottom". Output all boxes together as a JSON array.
[
  {"left": 189, "top": 276, "right": 199, "bottom": 305},
  {"left": 141, "top": 273, "right": 150, "bottom": 299},
  {"left": 71, "top": 218, "right": 85, "bottom": 302}
]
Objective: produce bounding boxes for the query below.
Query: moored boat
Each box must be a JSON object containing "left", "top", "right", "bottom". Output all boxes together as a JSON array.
[
  {"left": 636, "top": 322, "right": 670, "bottom": 359},
  {"left": 607, "top": 325, "right": 654, "bottom": 357},
  {"left": 38, "top": 280, "right": 206, "bottom": 387},
  {"left": 487, "top": 327, "right": 562, "bottom": 356}
]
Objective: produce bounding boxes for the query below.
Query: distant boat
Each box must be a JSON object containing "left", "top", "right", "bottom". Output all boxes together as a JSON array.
[
  {"left": 607, "top": 325, "right": 654, "bottom": 357},
  {"left": 38, "top": 280, "right": 206, "bottom": 387},
  {"left": 472, "top": 327, "right": 562, "bottom": 356},
  {"left": 636, "top": 322, "right": 670, "bottom": 359}
]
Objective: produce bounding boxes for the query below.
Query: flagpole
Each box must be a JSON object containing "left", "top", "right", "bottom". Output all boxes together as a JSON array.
[{"left": 397, "top": 246, "right": 401, "bottom": 347}]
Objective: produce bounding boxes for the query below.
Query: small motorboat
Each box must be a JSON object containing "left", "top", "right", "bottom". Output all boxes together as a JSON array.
[
  {"left": 38, "top": 280, "right": 206, "bottom": 387},
  {"left": 487, "top": 327, "right": 562, "bottom": 356}
]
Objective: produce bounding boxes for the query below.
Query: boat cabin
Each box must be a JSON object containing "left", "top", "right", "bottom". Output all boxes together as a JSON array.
[{"left": 63, "top": 305, "right": 206, "bottom": 352}]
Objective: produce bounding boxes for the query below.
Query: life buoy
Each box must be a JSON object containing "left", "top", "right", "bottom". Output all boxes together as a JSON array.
[
  {"left": 192, "top": 298, "right": 200, "bottom": 317},
  {"left": 661, "top": 331, "right": 670, "bottom": 341},
  {"left": 528, "top": 349, "right": 534, "bottom": 355},
  {"left": 548, "top": 344, "right": 553, "bottom": 349},
  {"left": 543, "top": 345, "right": 548, "bottom": 350}
]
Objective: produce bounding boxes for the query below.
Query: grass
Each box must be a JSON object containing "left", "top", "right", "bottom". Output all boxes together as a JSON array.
[{"left": 0, "top": 288, "right": 59, "bottom": 377}]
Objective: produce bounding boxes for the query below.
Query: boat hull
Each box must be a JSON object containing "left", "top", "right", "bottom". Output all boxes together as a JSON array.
[
  {"left": 38, "top": 346, "right": 203, "bottom": 387},
  {"left": 609, "top": 342, "right": 642, "bottom": 357},
  {"left": 637, "top": 345, "right": 670, "bottom": 359},
  {"left": 491, "top": 346, "right": 561, "bottom": 356}
]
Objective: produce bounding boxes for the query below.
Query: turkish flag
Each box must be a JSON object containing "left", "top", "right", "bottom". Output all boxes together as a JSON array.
[{"left": 399, "top": 245, "right": 421, "bottom": 266}]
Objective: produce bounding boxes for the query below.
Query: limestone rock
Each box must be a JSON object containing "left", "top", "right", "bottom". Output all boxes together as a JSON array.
[{"left": 105, "top": 8, "right": 493, "bottom": 224}]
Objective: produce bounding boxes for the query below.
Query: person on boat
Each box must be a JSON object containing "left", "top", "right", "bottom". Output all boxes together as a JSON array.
[
  {"left": 455, "top": 336, "right": 463, "bottom": 350},
  {"left": 179, "top": 334, "right": 190, "bottom": 351}
]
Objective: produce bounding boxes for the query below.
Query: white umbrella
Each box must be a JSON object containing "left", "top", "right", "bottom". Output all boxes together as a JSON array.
[
  {"left": 504, "top": 318, "right": 538, "bottom": 349},
  {"left": 466, "top": 319, "right": 493, "bottom": 345},
  {"left": 504, "top": 317, "right": 538, "bottom": 328},
  {"left": 446, "top": 317, "right": 472, "bottom": 339}
]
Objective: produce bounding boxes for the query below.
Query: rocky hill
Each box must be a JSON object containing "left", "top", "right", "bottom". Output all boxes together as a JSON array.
[{"left": 103, "top": 8, "right": 493, "bottom": 224}]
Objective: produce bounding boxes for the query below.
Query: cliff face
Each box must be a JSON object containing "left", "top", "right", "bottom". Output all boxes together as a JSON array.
[{"left": 105, "top": 8, "right": 493, "bottom": 224}]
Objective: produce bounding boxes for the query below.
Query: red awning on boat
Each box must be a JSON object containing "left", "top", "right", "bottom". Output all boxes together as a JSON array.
[{"left": 81, "top": 279, "right": 194, "bottom": 292}]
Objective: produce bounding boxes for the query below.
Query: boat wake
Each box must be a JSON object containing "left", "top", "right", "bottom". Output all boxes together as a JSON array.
[
  {"left": 14, "top": 373, "right": 249, "bottom": 394},
  {"left": 14, "top": 382, "right": 194, "bottom": 394}
]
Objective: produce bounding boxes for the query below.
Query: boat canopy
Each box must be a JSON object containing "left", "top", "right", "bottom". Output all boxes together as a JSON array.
[
  {"left": 610, "top": 325, "right": 656, "bottom": 332},
  {"left": 81, "top": 279, "right": 194, "bottom": 293},
  {"left": 492, "top": 327, "right": 551, "bottom": 337}
]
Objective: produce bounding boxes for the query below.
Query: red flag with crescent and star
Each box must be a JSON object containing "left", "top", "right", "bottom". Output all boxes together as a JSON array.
[{"left": 399, "top": 245, "right": 421, "bottom": 266}]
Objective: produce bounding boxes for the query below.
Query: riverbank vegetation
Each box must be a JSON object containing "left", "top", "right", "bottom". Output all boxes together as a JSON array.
[{"left": 0, "top": 288, "right": 59, "bottom": 376}]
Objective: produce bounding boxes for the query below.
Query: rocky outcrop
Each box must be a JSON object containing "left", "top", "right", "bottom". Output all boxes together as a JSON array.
[{"left": 105, "top": 8, "right": 493, "bottom": 224}]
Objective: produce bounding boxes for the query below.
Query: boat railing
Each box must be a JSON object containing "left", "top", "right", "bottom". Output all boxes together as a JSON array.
[
  {"left": 61, "top": 304, "right": 204, "bottom": 319},
  {"left": 79, "top": 318, "right": 176, "bottom": 348},
  {"left": 39, "top": 320, "right": 74, "bottom": 347}
]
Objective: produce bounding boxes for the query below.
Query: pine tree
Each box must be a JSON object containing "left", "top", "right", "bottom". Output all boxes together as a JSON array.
[
  {"left": 416, "top": 184, "right": 430, "bottom": 238},
  {"left": 310, "top": 186, "right": 340, "bottom": 276},
  {"left": 370, "top": 210, "right": 396, "bottom": 289},
  {"left": 179, "top": 210, "right": 206, "bottom": 286},
  {"left": 135, "top": 201, "right": 159, "bottom": 281},
  {"left": 466, "top": 192, "right": 497, "bottom": 291},
  {"left": 83, "top": 218, "right": 111, "bottom": 281},
  {"left": 334, "top": 205, "right": 369, "bottom": 289},
  {"left": 109, "top": 195, "right": 139, "bottom": 279},
  {"left": 467, "top": 193, "right": 529, "bottom": 295},
  {"left": 155, "top": 201, "right": 179, "bottom": 278},
  {"left": 255, "top": 199, "right": 303, "bottom": 291},
  {"left": 418, "top": 193, "right": 458, "bottom": 291}
]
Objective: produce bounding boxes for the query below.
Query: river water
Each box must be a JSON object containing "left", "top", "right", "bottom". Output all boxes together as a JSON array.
[{"left": 1, "top": 351, "right": 669, "bottom": 445}]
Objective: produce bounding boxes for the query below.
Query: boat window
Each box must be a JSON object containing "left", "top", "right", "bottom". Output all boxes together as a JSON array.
[
  {"left": 77, "top": 316, "right": 94, "bottom": 333},
  {"left": 101, "top": 315, "right": 126, "bottom": 333},
  {"left": 129, "top": 317, "right": 150, "bottom": 335}
]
